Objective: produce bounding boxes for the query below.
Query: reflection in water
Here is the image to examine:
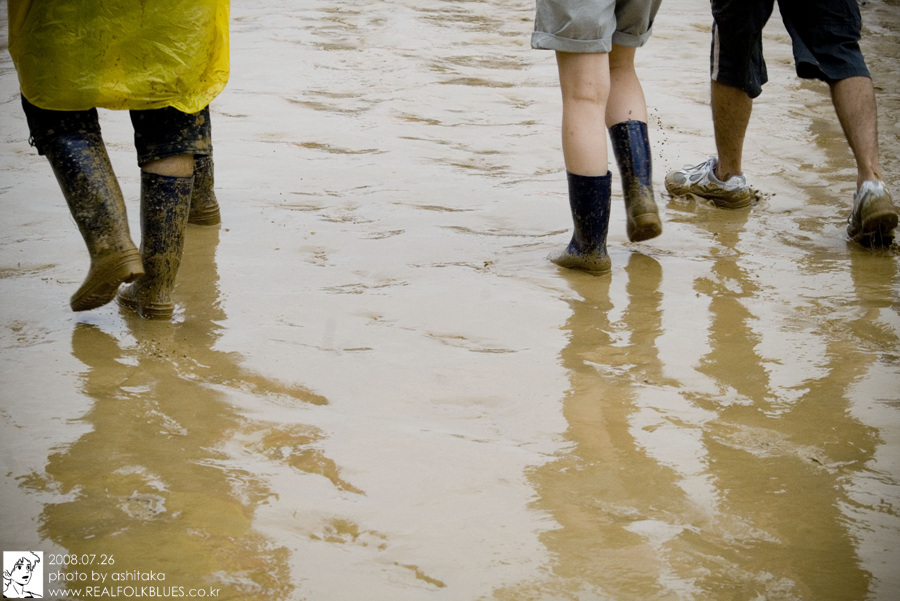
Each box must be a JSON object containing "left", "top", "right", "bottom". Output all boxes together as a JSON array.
[
  {"left": 21, "top": 229, "right": 343, "bottom": 600},
  {"left": 508, "top": 254, "right": 702, "bottom": 599},
  {"left": 517, "top": 220, "right": 893, "bottom": 598},
  {"left": 2, "top": 0, "right": 899, "bottom": 598},
  {"left": 686, "top": 213, "right": 876, "bottom": 599},
  {"left": 843, "top": 244, "right": 900, "bottom": 599}
]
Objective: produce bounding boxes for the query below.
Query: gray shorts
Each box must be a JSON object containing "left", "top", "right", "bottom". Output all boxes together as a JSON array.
[{"left": 532, "top": 0, "right": 663, "bottom": 53}]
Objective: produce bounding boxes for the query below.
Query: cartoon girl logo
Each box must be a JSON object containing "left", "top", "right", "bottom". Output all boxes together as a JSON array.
[{"left": 2, "top": 552, "right": 42, "bottom": 598}]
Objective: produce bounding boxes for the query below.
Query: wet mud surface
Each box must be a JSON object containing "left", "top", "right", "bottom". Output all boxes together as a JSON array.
[{"left": 1, "top": 1, "right": 899, "bottom": 599}]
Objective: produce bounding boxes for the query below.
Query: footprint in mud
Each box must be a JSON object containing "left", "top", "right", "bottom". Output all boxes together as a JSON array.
[
  {"left": 4, "top": 320, "right": 53, "bottom": 348},
  {"left": 310, "top": 518, "right": 387, "bottom": 548},
  {"left": 308, "top": 519, "right": 447, "bottom": 590},
  {"left": 119, "top": 492, "right": 168, "bottom": 520},
  {"left": 238, "top": 423, "right": 363, "bottom": 494},
  {"left": 711, "top": 423, "right": 853, "bottom": 471}
]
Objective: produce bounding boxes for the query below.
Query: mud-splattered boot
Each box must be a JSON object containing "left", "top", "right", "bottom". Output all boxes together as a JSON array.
[
  {"left": 43, "top": 133, "right": 144, "bottom": 311},
  {"left": 118, "top": 171, "right": 193, "bottom": 319},
  {"left": 188, "top": 154, "right": 221, "bottom": 226},
  {"left": 610, "top": 120, "right": 662, "bottom": 242},
  {"left": 550, "top": 171, "right": 613, "bottom": 274}
]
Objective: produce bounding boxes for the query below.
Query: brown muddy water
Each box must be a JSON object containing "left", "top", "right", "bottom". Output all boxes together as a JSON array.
[{"left": 1, "top": 1, "right": 899, "bottom": 599}]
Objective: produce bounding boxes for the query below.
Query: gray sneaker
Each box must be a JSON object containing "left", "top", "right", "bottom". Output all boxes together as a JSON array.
[
  {"left": 847, "top": 180, "right": 898, "bottom": 247},
  {"left": 665, "top": 156, "right": 754, "bottom": 209}
]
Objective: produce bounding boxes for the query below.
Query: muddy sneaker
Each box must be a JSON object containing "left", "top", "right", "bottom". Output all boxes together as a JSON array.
[
  {"left": 665, "top": 156, "right": 754, "bottom": 209},
  {"left": 847, "top": 180, "right": 898, "bottom": 247}
]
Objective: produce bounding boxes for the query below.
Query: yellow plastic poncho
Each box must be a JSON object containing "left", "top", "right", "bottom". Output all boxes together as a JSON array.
[{"left": 7, "top": 0, "right": 230, "bottom": 113}]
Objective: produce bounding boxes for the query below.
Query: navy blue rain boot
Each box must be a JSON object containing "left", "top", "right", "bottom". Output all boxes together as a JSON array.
[
  {"left": 550, "top": 171, "right": 613, "bottom": 274},
  {"left": 610, "top": 120, "right": 662, "bottom": 242}
]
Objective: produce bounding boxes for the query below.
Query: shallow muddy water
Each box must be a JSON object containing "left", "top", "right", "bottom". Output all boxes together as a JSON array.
[{"left": 1, "top": 1, "right": 899, "bottom": 599}]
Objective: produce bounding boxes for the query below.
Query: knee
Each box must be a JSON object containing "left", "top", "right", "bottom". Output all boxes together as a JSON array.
[
  {"left": 141, "top": 154, "right": 194, "bottom": 178},
  {"left": 562, "top": 76, "right": 611, "bottom": 106}
]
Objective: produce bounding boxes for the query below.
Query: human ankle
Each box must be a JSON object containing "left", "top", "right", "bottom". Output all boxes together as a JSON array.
[{"left": 714, "top": 164, "right": 737, "bottom": 183}]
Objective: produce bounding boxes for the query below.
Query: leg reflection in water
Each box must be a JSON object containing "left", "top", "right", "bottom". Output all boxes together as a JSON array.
[
  {"left": 511, "top": 254, "right": 702, "bottom": 598},
  {"left": 25, "top": 228, "right": 357, "bottom": 600},
  {"left": 685, "top": 202, "right": 881, "bottom": 599},
  {"left": 505, "top": 236, "right": 888, "bottom": 598}
]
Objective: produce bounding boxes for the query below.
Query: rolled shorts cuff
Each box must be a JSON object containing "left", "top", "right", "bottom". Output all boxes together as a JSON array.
[
  {"left": 611, "top": 28, "right": 654, "bottom": 48},
  {"left": 531, "top": 32, "right": 612, "bottom": 53},
  {"left": 130, "top": 106, "right": 212, "bottom": 166}
]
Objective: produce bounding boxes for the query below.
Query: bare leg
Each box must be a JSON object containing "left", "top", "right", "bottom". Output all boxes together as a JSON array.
[
  {"left": 606, "top": 45, "right": 648, "bottom": 126},
  {"left": 829, "top": 76, "right": 883, "bottom": 188},
  {"left": 711, "top": 80, "right": 752, "bottom": 181},
  {"left": 142, "top": 154, "right": 194, "bottom": 177},
  {"left": 556, "top": 51, "right": 610, "bottom": 176}
]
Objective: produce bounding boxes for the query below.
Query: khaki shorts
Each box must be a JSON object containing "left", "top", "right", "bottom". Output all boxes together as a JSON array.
[{"left": 532, "top": 0, "right": 663, "bottom": 53}]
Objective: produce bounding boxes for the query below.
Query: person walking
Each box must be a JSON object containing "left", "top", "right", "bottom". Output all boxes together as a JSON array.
[
  {"left": 533, "top": 0, "right": 664, "bottom": 274},
  {"left": 7, "top": 0, "right": 229, "bottom": 318},
  {"left": 665, "top": 0, "right": 898, "bottom": 247}
]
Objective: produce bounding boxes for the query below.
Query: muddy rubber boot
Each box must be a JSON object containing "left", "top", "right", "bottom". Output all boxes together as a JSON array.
[
  {"left": 550, "top": 171, "right": 613, "bottom": 274},
  {"left": 118, "top": 171, "right": 193, "bottom": 319},
  {"left": 43, "top": 133, "right": 144, "bottom": 311},
  {"left": 188, "top": 154, "right": 221, "bottom": 226},
  {"left": 610, "top": 120, "right": 662, "bottom": 242}
]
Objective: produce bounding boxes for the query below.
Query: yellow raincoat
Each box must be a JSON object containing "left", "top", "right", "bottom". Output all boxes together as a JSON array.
[{"left": 7, "top": 0, "right": 230, "bottom": 113}]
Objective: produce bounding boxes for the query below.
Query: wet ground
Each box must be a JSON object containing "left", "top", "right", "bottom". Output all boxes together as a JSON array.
[{"left": 1, "top": 0, "right": 899, "bottom": 599}]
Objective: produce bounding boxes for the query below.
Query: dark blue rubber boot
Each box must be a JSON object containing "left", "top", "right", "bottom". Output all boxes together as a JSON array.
[
  {"left": 610, "top": 120, "right": 662, "bottom": 242},
  {"left": 550, "top": 171, "right": 612, "bottom": 274}
]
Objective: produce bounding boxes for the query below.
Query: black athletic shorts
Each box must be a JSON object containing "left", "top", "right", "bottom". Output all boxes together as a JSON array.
[
  {"left": 21, "top": 96, "right": 212, "bottom": 166},
  {"left": 710, "top": 0, "right": 870, "bottom": 99}
]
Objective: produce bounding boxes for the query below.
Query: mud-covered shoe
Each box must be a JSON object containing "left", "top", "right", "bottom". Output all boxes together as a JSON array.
[
  {"left": 847, "top": 180, "right": 898, "bottom": 247},
  {"left": 665, "top": 156, "right": 754, "bottom": 209}
]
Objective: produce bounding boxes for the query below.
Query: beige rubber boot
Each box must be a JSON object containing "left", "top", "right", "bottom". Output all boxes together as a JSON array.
[{"left": 44, "top": 133, "right": 144, "bottom": 311}]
